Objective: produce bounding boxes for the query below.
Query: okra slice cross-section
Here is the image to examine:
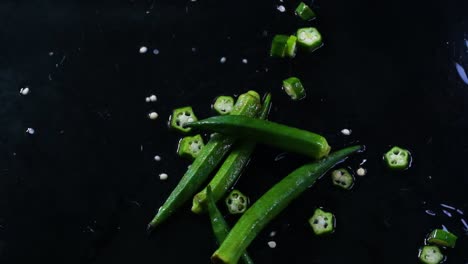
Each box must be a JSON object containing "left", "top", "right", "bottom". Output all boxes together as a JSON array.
[
  {"left": 384, "top": 146, "right": 411, "bottom": 170},
  {"left": 177, "top": 134, "right": 205, "bottom": 160},
  {"left": 419, "top": 245, "right": 444, "bottom": 264},
  {"left": 170, "top": 106, "right": 198, "bottom": 133},
  {"left": 297, "top": 27, "right": 323, "bottom": 52},
  {"left": 214, "top": 96, "right": 235, "bottom": 115},
  {"left": 282, "top": 77, "right": 305, "bottom": 100},
  {"left": 225, "top": 190, "right": 249, "bottom": 215},
  {"left": 308, "top": 208, "right": 335, "bottom": 235},
  {"left": 331, "top": 168, "right": 354, "bottom": 190}
]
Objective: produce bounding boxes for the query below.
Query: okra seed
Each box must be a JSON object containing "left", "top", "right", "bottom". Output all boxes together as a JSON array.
[
  {"left": 154, "top": 155, "right": 161, "bottom": 161},
  {"left": 220, "top": 57, "right": 227, "bottom": 63},
  {"left": 357, "top": 167, "right": 366, "bottom": 176},
  {"left": 267, "top": 241, "right": 277, "bottom": 248},
  {"left": 145, "top": 97, "right": 151, "bottom": 102},
  {"left": 139, "top": 46, "right": 148, "bottom": 53},
  {"left": 148, "top": 112, "right": 159, "bottom": 120},
  {"left": 159, "top": 173, "right": 168, "bottom": 180},
  {"left": 149, "top": 95, "right": 157, "bottom": 102}
]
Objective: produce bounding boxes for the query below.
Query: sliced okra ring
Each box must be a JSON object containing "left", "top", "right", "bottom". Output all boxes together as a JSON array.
[
  {"left": 308, "top": 208, "right": 335, "bottom": 235},
  {"left": 296, "top": 27, "right": 323, "bottom": 52},
  {"left": 295, "top": 2, "right": 316, "bottom": 21},
  {"left": 169, "top": 106, "right": 198, "bottom": 133},
  {"left": 384, "top": 146, "right": 411, "bottom": 170},
  {"left": 177, "top": 134, "right": 205, "bottom": 160},
  {"left": 282, "top": 77, "right": 306, "bottom": 100},
  {"left": 427, "top": 229, "right": 458, "bottom": 248},
  {"left": 213, "top": 96, "right": 235, "bottom": 115},
  {"left": 270, "top": 35, "right": 289, "bottom": 58},
  {"left": 225, "top": 190, "right": 249, "bottom": 215},
  {"left": 331, "top": 168, "right": 354, "bottom": 190},
  {"left": 419, "top": 245, "right": 444, "bottom": 264}
]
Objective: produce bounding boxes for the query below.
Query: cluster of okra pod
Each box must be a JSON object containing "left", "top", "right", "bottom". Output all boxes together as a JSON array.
[{"left": 146, "top": 2, "right": 455, "bottom": 264}]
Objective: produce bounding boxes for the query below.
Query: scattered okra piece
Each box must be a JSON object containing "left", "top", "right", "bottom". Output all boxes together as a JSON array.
[
  {"left": 295, "top": 2, "right": 316, "bottom": 21},
  {"left": 225, "top": 190, "right": 249, "bottom": 215},
  {"left": 308, "top": 208, "right": 335, "bottom": 235},
  {"left": 270, "top": 35, "right": 289, "bottom": 58},
  {"left": 427, "top": 229, "right": 458, "bottom": 248},
  {"left": 331, "top": 168, "right": 354, "bottom": 190},
  {"left": 282, "top": 77, "right": 306, "bottom": 100},
  {"left": 297, "top": 27, "right": 323, "bottom": 52},
  {"left": 384, "top": 146, "right": 411, "bottom": 170},
  {"left": 169, "top": 106, "right": 198, "bottom": 133},
  {"left": 419, "top": 245, "right": 444, "bottom": 264},
  {"left": 286, "top": 35, "right": 298, "bottom": 58},
  {"left": 213, "top": 96, "right": 235, "bottom": 115},
  {"left": 177, "top": 134, "right": 205, "bottom": 160}
]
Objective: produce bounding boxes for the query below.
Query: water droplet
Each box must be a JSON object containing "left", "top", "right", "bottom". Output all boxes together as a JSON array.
[
  {"left": 455, "top": 62, "right": 468, "bottom": 85},
  {"left": 152, "top": 49, "right": 160, "bottom": 55}
]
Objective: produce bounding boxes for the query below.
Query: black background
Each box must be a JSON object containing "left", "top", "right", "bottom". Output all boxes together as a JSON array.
[{"left": 0, "top": 0, "right": 467, "bottom": 263}]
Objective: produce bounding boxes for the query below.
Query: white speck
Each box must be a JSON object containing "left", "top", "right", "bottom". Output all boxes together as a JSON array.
[
  {"left": 360, "top": 159, "right": 367, "bottom": 165},
  {"left": 341, "top": 129, "right": 351, "bottom": 136},
  {"left": 274, "top": 152, "right": 287, "bottom": 161},
  {"left": 146, "top": 10, "right": 150, "bottom": 14},
  {"left": 140, "top": 145, "right": 144, "bottom": 152},
  {"left": 139, "top": 46, "right": 148, "bottom": 54},
  {"left": 191, "top": 47, "right": 197, "bottom": 52},
  {"left": 242, "top": 58, "right": 248, "bottom": 64},
  {"left": 191, "top": 0, "right": 197, "bottom": 2},
  {"left": 220, "top": 57, "right": 227, "bottom": 63},
  {"left": 262, "top": 30, "right": 268, "bottom": 37},
  {"left": 149, "top": 95, "right": 157, "bottom": 102},
  {"left": 26, "top": 128, "right": 35, "bottom": 135},
  {"left": 265, "top": 67, "right": 269, "bottom": 72},
  {"left": 457, "top": 209, "right": 464, "bottom": 215},
  {"left": 425, "top": 210, "right": 436, "bottom": 216},
  {"left": 153, "top": 49, "right": 160, "bottom": 55},
  {"left": 441, "top": 224, "right": 448, "bottom": 231},
  {"left": 145, "top": 97, "right": 151, "bottom": 102},
  {"left": 159, "top": 173, "right": 168, "bottom": 180},
  {"left": 267, "top": 241, "right": 277, "bottom": 248},
  {"left": 148, "top": 112, "right": 159, "bottom": 120},
  {"left": 210, "top": 133, "right": 216, "bottom": 138},
  {"left": 461, "top": 218, "right": 468, "bottom": 230},
  {"left": 465, "top": 39, "right": 468, "bottom": 48},
  {"left": 277, "top": 5, "right": 286, "bottom": 12},
  {"left": 154, "top": 155, "right": 161, "bottom": 161},
  {"left": 356, "top": 167, "right": 367, "bottom": 176},
  {"left": 20, "top": 87, "right": 30, "bottom": 95},
  {"left": 269, "top": 231, "right": 276, "bottom": 237},
  {"left": 48, "top": 51, "right": 54, "bottom": 56},
  {"left": 442, "top": 210, "right": 452, "bottom": 218}
]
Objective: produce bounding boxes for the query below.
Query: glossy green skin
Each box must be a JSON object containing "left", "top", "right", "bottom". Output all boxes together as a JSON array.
[
  {"left": 282, "top": 77, "right": 305, "bottom": 100},
  {"left": 192, "top": 94, "right": 272, "bottom": 214},
  {"left": 270, "top": 35, "right": 289, "bottom": 58},
  {"left": 147, "top": 92, "right": 261, "bottom": 231},
  {"left": 211, "top": 145, "right": 362, "bottom": 264},
  {"left": 187, "top": 116, "right": 331, "bottom": 160},
  {"left": 427, "top": 229, "right": 458, "bottom": 248},
  {"left": 286, "top": 35, "right": 297, "bottom": 58},
  {"left": 295, "top": 2, "right": 316, "bottom": 21},
  {"left": 206, "top": 188, "right": 254, "bottom": 264}
]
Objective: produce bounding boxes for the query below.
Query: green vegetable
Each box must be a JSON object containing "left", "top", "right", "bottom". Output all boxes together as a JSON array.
[
  {"left": 186, "top": 116, "right": 331, "bottom": 160},
  {"left": 225, "top": 190, "right": 249, "bottom": 214},
  {"left": 169, "top": 106, "right": 198, "bottom": 133},
  {"left": 270, "top": 35, "right": 289, "bottom": 58},
  {"left": 296, "top": 27, "right": 323, "bottom": 52},
  {"left": 308, "top": 208, "right": 335, "bottom": 235},
  {"left": 206, "top": 187, "right": 254, "bottom": 264},
  {"left": 282, "top": 77, "right": 305, "bottom": 100},
  {"left": 295, "top": 2, "right": 316, "bottom": 21},
  {"left": 147, "top": 91, "right": 261, "bottom": 231},
  {"left": 286, "top": 35, "right": 298, "bottom": 58},
  {"left": 384, "top": 146, "right": 411, "bottom": 170},
  {"left": 419, "top": 245, "right": 444, "bottom": 264},
  {"left": 427, "top": 229, "right": 458, "bottom": 248},
  {"left": 214, "top": 96, "right": 235, "bottom": 115},
  {"left": 211, "top": 145, "right": 362, "bottom": 264},
  {"left": 177, "top": 134, "right": 205, "bottom": 160},
  {"left": 192, "top": 94, "right": 272, "bottom": 214},
  {"left": 331, "top": 168, "right": 354, "bottom": 190}
]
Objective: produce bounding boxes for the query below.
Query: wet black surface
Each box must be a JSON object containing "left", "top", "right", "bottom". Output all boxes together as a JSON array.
[{"left": 0, "top": 0, "right": 467, "bottom": 263}]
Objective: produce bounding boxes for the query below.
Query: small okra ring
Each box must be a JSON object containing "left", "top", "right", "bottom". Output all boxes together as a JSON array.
[
  {"left": 213, "top": 96, "right": 235, "bottom": 115},
  {"left": 295, "top": 2, "right": 316, "bottom": 21},
  {"left": 282, "top": 77, "right": 306, "bottom": 100},
  {"left": 331, "top": 168, "right": 354, "bottom": 190},
  {"left": 296, "top": 27, "right": 323, "bottom": 52},
  {"left": 169, "top": 106, "right": 198, "bottom": 133},
  {"left": 384, "top": 146, "right": 411, "bottom": 170},
  {"left": 419, "top": 245, "right": 444, "bottom": 264},
  {"left": 225, "top": 190, "right": 249, "bottom": 214},
  {"left": 177, "top": 134, "right": 205, "bottom": 160},
  {"left": 308, "top": 208, "right": 335, "bottom": 235}
]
